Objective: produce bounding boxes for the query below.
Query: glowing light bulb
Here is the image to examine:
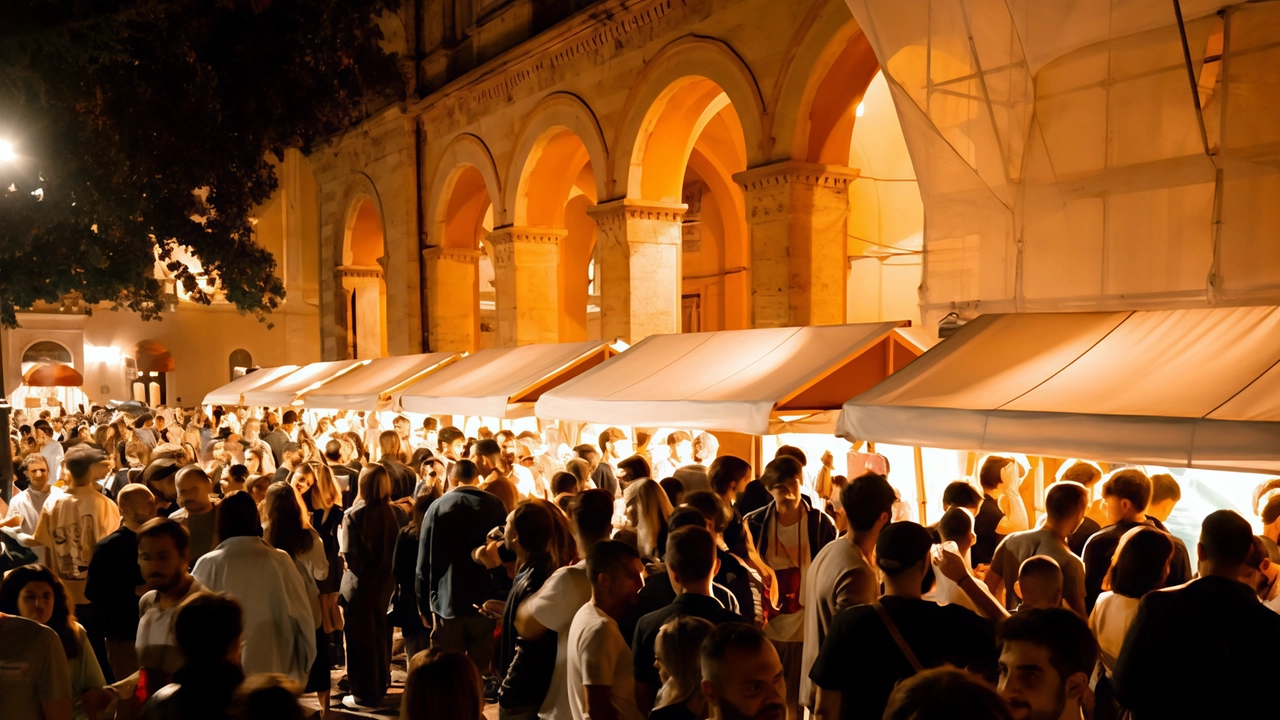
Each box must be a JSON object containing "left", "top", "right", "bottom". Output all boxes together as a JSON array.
[
  {"left": 0, "top": 141, "right": 14, "bottom": 162},
  {"left": 855, "top": 102, "right": 866, "bottom": 118}
]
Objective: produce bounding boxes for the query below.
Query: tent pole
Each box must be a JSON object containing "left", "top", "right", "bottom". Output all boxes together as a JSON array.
[{"left": 914, "top": 446, "right": 927, "bottom": 525}]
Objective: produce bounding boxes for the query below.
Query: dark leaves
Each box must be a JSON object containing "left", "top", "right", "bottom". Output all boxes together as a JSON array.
[{"left": 0, "top": 0, "right": 403, "bottom": 326}]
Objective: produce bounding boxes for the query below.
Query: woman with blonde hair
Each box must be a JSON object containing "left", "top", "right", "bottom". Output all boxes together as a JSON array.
[
  {"left": 625, "top": 477, "right": 674, "bottom": 561},
  {"left": 652, "top": 615, "right": 715, "bottom": 720},
  {"left": 400, "top": 648, "right": 484, "bottom": 720},
  {"left": 291, "top": 463, "right": 346, "bottom": 650}
]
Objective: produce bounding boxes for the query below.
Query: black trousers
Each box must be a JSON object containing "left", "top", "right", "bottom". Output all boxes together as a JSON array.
[
  {"left": 76, "top": 603, "right": 115, "bottom": 684},
  {"left": 343, "top": 588, "right": 392, "bottom": 704}
]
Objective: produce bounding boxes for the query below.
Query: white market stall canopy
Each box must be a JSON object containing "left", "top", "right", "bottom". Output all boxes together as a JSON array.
[
  {"left": 535, "top": 323, "right": 927, "bottom": 435},
  {"left": 399, "top": 341, "right": 618, "bottom": 418},
  {"left": 203, "top": 365, "right": 300, "bottom": 406},
  {"left": 240, "top": 360, "right": 366, "bottom": 408},
  {"left": 296, "top": 352, "right": 459, "bottom": 411},
  {"left": 837, "top": 307, "right": 1280, "bottom": 474}
]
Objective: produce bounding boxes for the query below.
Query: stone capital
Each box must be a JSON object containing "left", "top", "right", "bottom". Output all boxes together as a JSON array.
[
  {"left": 486, "top": 226, "right": 568, "bottom": 247},
  {"left": 422, "top": 246, "right": 482, "bottom": 264},
  {"left": 732, "top": 160, "right": 861, "bottom": 192},
  {"left": 586, "top": 198, "right": 688, "bottom": 229},
  {"left": 487, "top": 226, "right": 566, "bottom": 268},
  {"left": 336, "top": 264, "right": 384, "bottom": 280}
]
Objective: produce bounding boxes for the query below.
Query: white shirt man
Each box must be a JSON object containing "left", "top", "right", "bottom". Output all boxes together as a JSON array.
[{"left": 3, "top": 455, "right": 63, "bottom": 566}]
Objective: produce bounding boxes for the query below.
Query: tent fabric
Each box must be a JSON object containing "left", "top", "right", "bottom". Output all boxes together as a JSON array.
[
  {"left": 841, "top": 0, "right": 1280, "bottom": 330},
  {"left": 535, "top": 323, "right": 906, "bottom": 435},
  {"left": 297, "top": 352, "right": 459, "bottom": 411},
  {"left": 399, "top": 341, "right": 611, "bottom": 419},
  {"left": 203, "top": 365, "right": 300, "bottom": 406},
  {"left": 837, "top": 307, "right": 1280, "bottom": 473},
  {"left": 240, "top": 360, "right": 366, "bottom": 408}
]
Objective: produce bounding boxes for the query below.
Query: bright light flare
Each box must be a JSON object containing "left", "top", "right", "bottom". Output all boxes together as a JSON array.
[{"left": 0, "top": 141, "right": 14, "bottom": 162}]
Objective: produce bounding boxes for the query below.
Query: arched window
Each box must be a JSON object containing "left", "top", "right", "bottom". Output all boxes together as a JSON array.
[
  {"left": 229, "top": 349, "right": 253, "bottom": 381},
  {"left": 21, "top": 341, "right": 73, "bottom": 371}
]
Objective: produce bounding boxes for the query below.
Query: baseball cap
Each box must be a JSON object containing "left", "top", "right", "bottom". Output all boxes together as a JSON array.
[
  {"left": 64, "top": 445, "right": 109, "bottom": 479},
  {"left": 875, "top": 521, "right": 935, "bottom": 576},
  {"left": 141, "top": 458, "right": 181, "bottom": 487}
]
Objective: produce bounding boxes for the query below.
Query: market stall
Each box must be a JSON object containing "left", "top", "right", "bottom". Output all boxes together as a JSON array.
[
  {"left": 534, "top": 323, "right": 925, "bottom": 435},
  {"left": 399, "top": 340, "right": 619, "bottom": 419},
  {"left": 296, "top": 352, "right": 459, "bottom": 411},
  {"left": 202, "top": 364, "right": 300, "bottom": 406},
  {"left": 239, "top": 360, "right": 367, "bottom": 408},
  {"left": 837, "top": 306, "right": 1280, "bottom": 474}
]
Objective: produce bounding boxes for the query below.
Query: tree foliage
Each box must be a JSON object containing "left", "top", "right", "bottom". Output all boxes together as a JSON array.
[{"left": 0, "top": 0, "right": 404, "bottom": 326}]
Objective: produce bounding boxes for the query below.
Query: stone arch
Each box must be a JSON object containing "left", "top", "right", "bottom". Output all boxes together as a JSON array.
[
  {"left": 505, "top": 92, "right": 609, "bottom": 224},
  {"left": 424, "top": 134, "right": 505, "bottom": 353},
  {"left": 610, "top": 36, "right": 766, "bottom": 201},
  {"left": 428, "top": 133, "right": 503, "bottom": 240},
  {"left": 340, "top": 191, "right": 389, "bottom": 359}
]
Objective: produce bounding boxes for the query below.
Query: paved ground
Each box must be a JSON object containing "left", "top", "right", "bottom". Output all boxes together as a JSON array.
[{"left": 296, "top": 641, "right": 500, "bottom": 719}]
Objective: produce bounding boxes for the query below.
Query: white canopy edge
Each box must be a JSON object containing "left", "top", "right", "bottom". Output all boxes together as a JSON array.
[
  {"left": 838, "top": 307, "right": 1280, "bottom": 473},
  {"left": 297, "top": 352, "right": 460, "bottom": 412},
  {"left": 535, "top": 322, "right": 906, "bottom": 434},
  {"left": 399, "top": 341, "right": 611, "bottom": 419},
  {"left": 241, "top": 360, "right": 367, "bottom": 408},
  {"left": 202, "top": 365, "right": 300, "bottom": 406}
]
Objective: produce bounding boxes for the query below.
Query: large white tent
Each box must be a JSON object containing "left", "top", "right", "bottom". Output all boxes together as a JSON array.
[
  {"left": 296, "top": 352, "right": 458, "bottom": 411},
  {"left": 399, "top": 341, "right": 616, "bottom": 418},
  {"left": 202, "top": 365, "right": 300, "bottom": 406},
  {"left": 536, "top": 323, "right": 927, "bottom": 435},
  {"left": 240, "top": 360, "right": 365, "bottom": 408},
  {"left": 841, "top": 0, "right": 1280, "bottom": 329},
  {"left": 837, "top": 306, "right": 1280, "bottom": 473}
]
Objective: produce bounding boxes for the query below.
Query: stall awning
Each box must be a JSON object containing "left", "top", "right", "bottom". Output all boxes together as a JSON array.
[
  {"left": 241, "top": 360, "right": 366, "bottom": 408},
  {"left": 535, "top": 323, "right": 925, "bottom": 435},
  {"left": 399, "top": 341, "right": 617, "bottom": 418},
  {"left": 203, "top": 365, "right": 300, "bottom": 406},
  {"left": 297, "top": 352, "right": 459, "bottom": 411},
  {"left": 837, "top": 307, "right": 1280, "bottom": 473},
  {"left": 23, "top": 363, "right": 84, "bottom": 388}
]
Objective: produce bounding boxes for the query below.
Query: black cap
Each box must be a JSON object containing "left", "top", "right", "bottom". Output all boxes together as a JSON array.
[
  {"left": 875, "top": 521, "right": 935, "bottom": 575},
  {"left": 64, "top": 445, "right": 108, "bottom": 478},
  {"left": 141, "top": 458, "right": 181, "bottom": 487}
]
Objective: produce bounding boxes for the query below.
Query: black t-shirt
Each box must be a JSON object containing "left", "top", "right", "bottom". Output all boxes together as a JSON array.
[
  {"left": 381, "top": 460, "right": 416, "bottom": 501},
  {"left": 971, "top": 494, "right": 1005, "bottom": 566},
  {"left": 1068, "top": 516, "right": 1101, "bottom": 557},
  {"left": 809, "top": 597, "right": 998, "bottom": 720},
  {"left": 632, "top": 593, "right": 742, "bottom": 689},
  {"left": 496, "top": 561, "right": 556, "bottom": 710},
  {"left": 592, "top": 462, "right": 619, "bottom": 497},
  {"left": 84, "top": 526, "right": 144, "bottom": 640}
]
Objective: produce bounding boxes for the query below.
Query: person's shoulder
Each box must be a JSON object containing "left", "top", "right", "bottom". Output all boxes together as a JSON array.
[
  {"left": 829, "top": 602, "right": 877, "bottom": 630},
  {"left": 138, "top": 588, "right": 162, "bottom": 611}
]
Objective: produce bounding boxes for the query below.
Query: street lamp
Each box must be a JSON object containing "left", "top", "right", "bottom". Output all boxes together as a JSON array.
[{"left": 0, "top": 140, "right": 14, "bottom": 162}]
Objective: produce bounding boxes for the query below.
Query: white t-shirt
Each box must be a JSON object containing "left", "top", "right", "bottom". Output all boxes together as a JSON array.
[
  {"left": 528, "top": 561, "right": 593, "bottom": 720},
  {"left": 566, "top": 602, "right": 644, "bottom": 720},
  {"left": 1089, "top": 591, "right": 1142, "bottom": 674},
  {"left": 33, "top": 484, "right": 121, "bottom": 605},
  {"left": 764, "top": 516, "right": 806, "bottom": 643}
]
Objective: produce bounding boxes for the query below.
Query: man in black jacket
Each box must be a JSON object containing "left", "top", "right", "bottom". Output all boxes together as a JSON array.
[
  {"left": 632, "top": 525, "right": 741, "bottom": 715},
  {"left": 1081, "top": 469, "right": 1191, "bottom": 613},
  {"left": 416, "top": 460, "right": 508, "bottom": 674},
  {"left": 1113, "top": 510, "right": 1280, "bottom": 718}
]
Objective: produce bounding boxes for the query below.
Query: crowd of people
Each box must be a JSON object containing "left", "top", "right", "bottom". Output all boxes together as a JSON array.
[{"left": 1, "top": 404, "right": 1277, "bottom": 720}]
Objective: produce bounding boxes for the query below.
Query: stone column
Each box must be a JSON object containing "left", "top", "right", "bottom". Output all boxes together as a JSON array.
[
  {"left": 488, "top": 226, "right": 565, "bottom": 347},
  {"left": 422, "top": 246, "right": 481, "bottom": 352},
  {"left": 733, "top": 161, "right": 860, "bottom": 327},
  {"left": 586, "top": 199, "right": 687, "bottom": 344}
]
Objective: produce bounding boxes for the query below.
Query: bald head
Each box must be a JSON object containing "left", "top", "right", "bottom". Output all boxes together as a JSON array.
[
  {"left": 118, "top": 483, "right": 157, "bottom": 528},
  {"left": 176, "top": 466, "right": 215, "bottom": 514}
]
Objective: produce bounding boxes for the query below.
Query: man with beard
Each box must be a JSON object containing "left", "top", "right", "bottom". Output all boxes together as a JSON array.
[
  {"left": 109, "top": 518, "right": 204, "bottom": 708},
  {"left": 997, "top": 609, "right": 1096, "bottom": 720},
  {"left": 700, "top": 623, "right": 786, "bottom": 720},
  {"left": 566, "top": 540, "right": 646, "bottom": 720}
]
